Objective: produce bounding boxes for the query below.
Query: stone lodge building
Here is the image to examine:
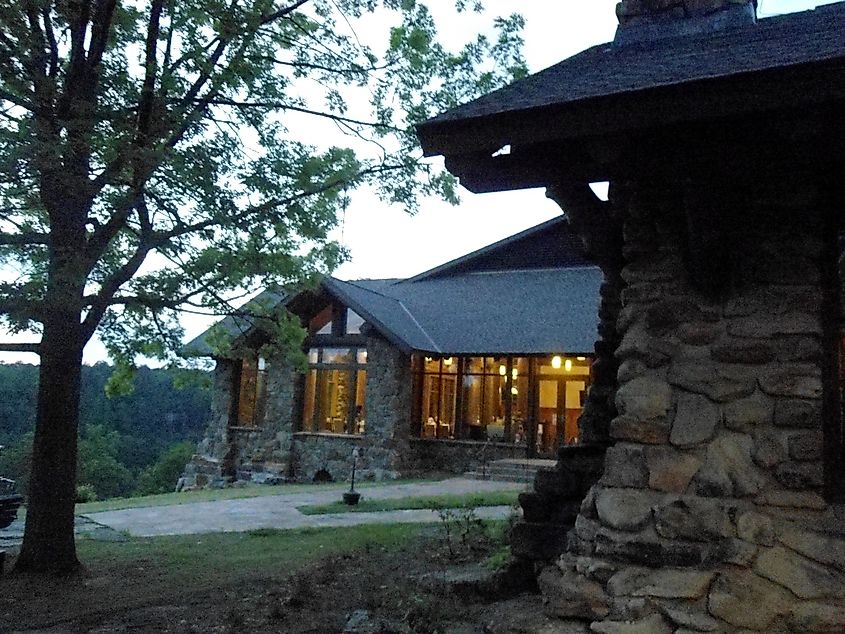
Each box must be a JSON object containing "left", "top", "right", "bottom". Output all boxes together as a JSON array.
[
  {"left": 181, "top": 217, "right": 603, "bottom": 485},
  {"left": 417, "top": 0, "right": 845, "bottom": 631}
]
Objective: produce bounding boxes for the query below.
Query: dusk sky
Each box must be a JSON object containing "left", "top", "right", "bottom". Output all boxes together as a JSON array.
[{"left": 0, "top": 0, "right": 834, "bottom": 365}]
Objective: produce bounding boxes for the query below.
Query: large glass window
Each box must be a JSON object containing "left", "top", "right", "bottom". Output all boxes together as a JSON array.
[
  {"left": 234, "top": 356, "right": 267, "bottom": 427},
  {"left": 301, "top": 347, "right": 367, "bottom": 434},
  {"left": 412, "top": 354, "right": 592, "bottom": 449},
  {"left": 419, "top": 357, "right": 457, "bottom": 439}
]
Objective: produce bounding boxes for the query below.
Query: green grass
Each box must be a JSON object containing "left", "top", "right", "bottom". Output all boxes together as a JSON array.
[
  {"left": 75, "top": 476, "right": 446, "bottom": 514},
  {"left": 75, "top": 523, "right": 427, "bottom": 586},
  {"left": 296, "top": 490, "right": 520, "bottom": 515}
]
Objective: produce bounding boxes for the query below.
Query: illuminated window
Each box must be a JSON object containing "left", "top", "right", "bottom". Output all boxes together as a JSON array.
[
  {"left": 301, "top": 347, "right": 367, "bottom": 435},
  {"left": 233, "top": 356, "right": 267, "bottom": 427}
]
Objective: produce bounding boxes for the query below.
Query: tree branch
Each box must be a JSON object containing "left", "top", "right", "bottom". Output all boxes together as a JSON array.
[
  {"left": 201, "top": 98, "right": 399, "bottom": 131},
  {"left": 0, "top": 231, "right": 49, "bottom": 246},
  {"left": 0, "top": 342, "right": 40, "bottom": 354}
]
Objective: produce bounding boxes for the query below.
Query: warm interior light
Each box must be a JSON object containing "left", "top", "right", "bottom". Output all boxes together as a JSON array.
[
  {"left": 511, "top": 387, "right": 518, "bottom": 395},
  {"left": 498, "top": 364, "right": 506, "bottom": 376},
  {"left": 512, "top": 368, "right": 518, "bottom": 379},
  {"left": 576, "top": 356, "right": 586, "bottom": 361},
  {"left": 564, "top": 358, "right": 573, "bottom": 372},
  {"left": 443, "top": 357, "right": 453, "bottom": 366},
  {"left": 551, "top": 355, "right": 562, "bottom": 369}
]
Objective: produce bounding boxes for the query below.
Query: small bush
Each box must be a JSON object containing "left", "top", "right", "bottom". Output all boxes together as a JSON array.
[{"left": 75, "top": 483, "right": 98, "bottom": 503}]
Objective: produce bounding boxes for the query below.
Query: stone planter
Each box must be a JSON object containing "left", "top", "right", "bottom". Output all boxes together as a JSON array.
[{"left": 342, "top": 491, "right": 361, "bottom": 505}]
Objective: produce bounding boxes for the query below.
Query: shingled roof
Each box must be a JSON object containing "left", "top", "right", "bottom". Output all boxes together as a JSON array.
[
  {"left": 185, "top": 216, "right": 601, "bottom": 357},
  {"left": 417, "top": 3, "right": 845, "bottom": 159}
]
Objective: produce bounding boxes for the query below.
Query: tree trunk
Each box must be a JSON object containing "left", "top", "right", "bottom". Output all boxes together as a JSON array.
[
  {"left": 13, "top": 315, "right": 85, "bottom": 574},
  {"left": 13, "top": 188, "right": 88, "bottom": 574}
]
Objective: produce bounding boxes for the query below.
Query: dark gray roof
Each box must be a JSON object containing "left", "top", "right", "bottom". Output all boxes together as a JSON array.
[
  {"left": 184, "top": 217, "right": 601, "bottom": 357},
  {"left": 330, "top": 267, "right": 602, "bottom": 355},
  {"left": 407, "top": 214, "right": 587, "bottom": 281},
  {"left": 182, "top": 288, "right": 287, "bottom": 357},
  {"left": 417, "top": 3, "right": 845, "bottom": 154}
]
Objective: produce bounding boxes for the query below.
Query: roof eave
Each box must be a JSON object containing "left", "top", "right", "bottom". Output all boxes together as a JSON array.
[{"left": 417, "top": 57, "right": 845, "bottom": 191}]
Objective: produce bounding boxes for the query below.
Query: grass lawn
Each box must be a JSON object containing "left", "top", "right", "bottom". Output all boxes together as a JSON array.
[
  {"left": 2, "top": 519, "right": 525, "bottom": 633},
  {"left": 297, "top": 490, "right": 520, "bottom": 515},
  {"left": 75, "top": 476, "right": 447, "bottom": 514}
]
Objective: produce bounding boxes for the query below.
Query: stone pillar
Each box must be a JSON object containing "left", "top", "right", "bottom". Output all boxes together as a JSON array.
[
  {"left": 180, "top": 358, "right": 237, "bottom": 487},
  {"left": 540, "top": 174, "right": 845, "bottom": 632},
  {"left": 363, "top": 333, "right": 412, "bottom": 478}
]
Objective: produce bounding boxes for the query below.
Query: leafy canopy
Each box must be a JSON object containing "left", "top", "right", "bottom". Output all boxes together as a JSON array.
[{"left": 0, "top": 0, "right": 526, "bottom": 369}]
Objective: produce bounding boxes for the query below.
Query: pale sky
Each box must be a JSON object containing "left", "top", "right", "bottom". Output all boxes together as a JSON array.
[{"left": 0, "top": 0, "right": 834, "bottom": 365}]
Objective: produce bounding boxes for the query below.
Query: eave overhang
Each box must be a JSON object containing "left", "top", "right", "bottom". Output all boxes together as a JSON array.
[{"left": 418, "top": 57, "right": 845, "bottom": 194}]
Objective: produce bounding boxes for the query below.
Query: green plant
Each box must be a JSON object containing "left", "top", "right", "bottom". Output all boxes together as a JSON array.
[
  {"left": 435, "top": 506, "right": 491, "bottom": 560},
  {"left": 74, "top": 484, "right": 98, "bottom": 503}
]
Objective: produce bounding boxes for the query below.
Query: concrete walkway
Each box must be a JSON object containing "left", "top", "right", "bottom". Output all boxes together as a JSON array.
[{"left": 86, "top": 478, "right": 526, "bottom": 537}]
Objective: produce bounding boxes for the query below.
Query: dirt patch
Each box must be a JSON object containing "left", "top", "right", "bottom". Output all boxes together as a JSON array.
[{"left": 0, "top": 525, "right": 585, "bottom": 634}]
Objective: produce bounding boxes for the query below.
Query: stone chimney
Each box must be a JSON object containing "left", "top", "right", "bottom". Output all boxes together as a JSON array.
[{"left": 615, "top": 0, "right": 757, "bottom": 46}]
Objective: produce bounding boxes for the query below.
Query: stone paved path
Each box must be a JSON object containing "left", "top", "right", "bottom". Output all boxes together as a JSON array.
[
  {"left": 89, "top": 477, "right": 525, "bottom": 537},
  {"left": 0, "top": 478, "right": 526, "bottom": 544}
]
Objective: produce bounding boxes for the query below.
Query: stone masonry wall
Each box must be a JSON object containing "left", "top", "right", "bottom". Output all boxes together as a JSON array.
[
  {"left": 540, "top": 176, "right": 845, "bottom": 632},
  {"left": 291, "top": 333, "right": 413, "bottom": 481},
  {"left": 181, "top": 356, "right": 297, "bottom": 488}
]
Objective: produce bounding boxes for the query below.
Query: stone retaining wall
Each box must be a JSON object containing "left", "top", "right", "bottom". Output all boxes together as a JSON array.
[
  {"left": 407, "top": 438, "right": 526, "bottom": 475},
  {"left": 540, "top": 176, "right": 845, "bottom": 631}
]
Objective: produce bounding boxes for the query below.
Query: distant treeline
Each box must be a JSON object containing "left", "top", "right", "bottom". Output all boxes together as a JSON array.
[{"left": 0, "top": 362, "right": 212, "bottom": 500}]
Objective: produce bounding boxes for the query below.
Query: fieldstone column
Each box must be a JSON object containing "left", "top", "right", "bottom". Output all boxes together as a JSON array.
[
  {"left": 363, "top": 333, "right": 412, "bottom": 478},
  {"left": 539, "top": 171, "right": 845, "bottom": 632}
]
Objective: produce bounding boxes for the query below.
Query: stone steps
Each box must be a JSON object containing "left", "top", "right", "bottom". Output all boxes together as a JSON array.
[
  {"left": 464, "top": 459, "right": 556, "bottom": 484},
  {"left": 511, "top": 445, "right": 607, "bottom": 561}
]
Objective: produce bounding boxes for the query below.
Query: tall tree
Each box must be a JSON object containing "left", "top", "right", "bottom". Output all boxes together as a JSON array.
[{"left": 0, "top": 0, "right": 526, "bottom": 573}]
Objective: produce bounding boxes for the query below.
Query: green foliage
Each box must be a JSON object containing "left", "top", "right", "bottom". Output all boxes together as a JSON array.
[
  {"left": 135, "top": 441, "right": 195, "bottom": 495},
  {"left": 0, "top": 363, "right": 210, "bottom": 499},
  {"left": 74, "top": 484, "right": 99, "bottom": 504},
  {"left": 0, "top": 1, "right": 527, "bottom": 372},
  {"left": 77, "top": 425, "right": 137, "bottom": 500}
]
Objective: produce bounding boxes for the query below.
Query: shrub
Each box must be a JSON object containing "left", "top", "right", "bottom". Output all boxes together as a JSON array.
[{"left": 135, "top": 441, "right": 195, "bottom": 496}]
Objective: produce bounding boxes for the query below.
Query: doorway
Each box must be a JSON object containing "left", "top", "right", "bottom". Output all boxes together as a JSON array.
[{"left": 532, "top": 361, "right": 588, "bottom": 457}]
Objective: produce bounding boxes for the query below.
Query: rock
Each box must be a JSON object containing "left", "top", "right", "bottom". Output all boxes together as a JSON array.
[
  {"left": 653, "top": 497, "right": 735, "bottom": 542},
  {"left": 538, "top": 564, "right": 611, "bottom": 620},
  {"left": 752, "top": 428, "right": 787, "bottom": 469},
  {"left": 736, "top": 511, "right": 775, "bottom": 546},
  {"left": 668, "top": 361, "right": 756, "bottom": 403},
  {"left": 670, "top": 392, "right": 719, "bottom": 447},
  {"left": 343, "top": 610, "right": 382, "bottom": 634},
  {"left": 574, "top": 556, "right": 618, "bottom": 585},
  {"left": 657, "top": 602, "right": 721, "bottom": 631},
  {"left": 773, "top": 399, "right": 822, "bottom": 429},
  {"left": 607, "top": 566, "right": 714, "bottom": 599},
  {"left": 595, "top": 488, "right": 658, "bottom": 532},
  {"left": 790, "top": 602, "right": 845, "bottom": 632},
  {"left": 759, "top": 366, "right": 823, "bottom": 399},
  {"left": 615, "top": 377, "right": 672, "bottom": 421},
  {"left": 719, "top": 538, "right": 758, "bottom": 566},
  {"left": 727, "top": 312, "right": 822, "bottom": 338},
  {"left": 779, "top": 529, "right": 845, "bottom": 571},
  {"left": 754, "top": 545, "right": 845, "bottom": 600},
  {"left": 711, "top": 339, "right": 776, "bottom": 364},
  {"left": 677, "top": 322, "right": 722, "bottom": 346},
  {"left": 601, "top": 444, "right": 649, "bottom": 489},
  {"left": 617, "top": 359, "right": 648, "bottom": 383},
  {"left": 610, "top": 416, "right": 670, "bottom": 444},
  {"left": 708, "top": 569, "right": 794, "bottom": 630},
  {"left": 589, "top": 613, "right": 672, "bottom": 634},
  {"left": 775, "top": 461, "right": 824, "bottom": 490},
  {"left": 594, "top": 528, "right": 707, "bottom": 568},
  {"left": 754, "top": 490, "right": 827, "bottom": 509},
  {"left": 776, "top": 335, "right": 824, "bottom": 363},
  {"left": 646, "top": 447, "right": 702, "bottom": 494},
  {"left": 723, "top": 391, "right": 773, "bottom": 433},
  {"left": 693, "top": 433, "right": 767, "bottom": 498},
  {"left": 788, "top": 431, "right": 823, "bottom": 461}
]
